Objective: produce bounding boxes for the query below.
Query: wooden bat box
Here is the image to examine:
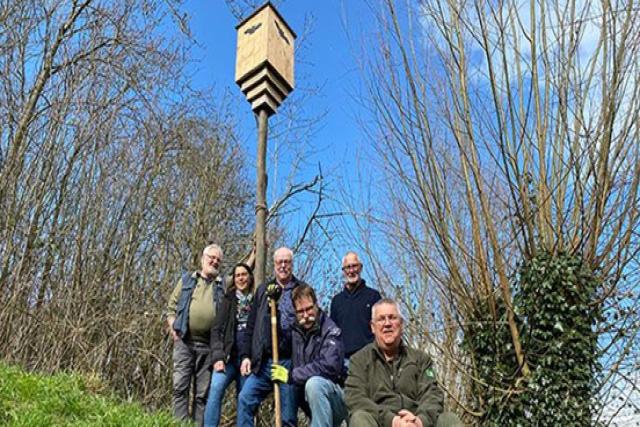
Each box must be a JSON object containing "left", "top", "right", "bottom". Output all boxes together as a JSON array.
[{"left": 235, "top": 2, "right": 296, "bottom": 115}]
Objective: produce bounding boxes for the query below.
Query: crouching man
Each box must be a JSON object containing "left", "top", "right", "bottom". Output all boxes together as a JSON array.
[
  {"left": 271, "top": 284, "right": 347, "bottom": 427},
  {"left": 345, "top": 298, "right": 462, "bottom": 427}
]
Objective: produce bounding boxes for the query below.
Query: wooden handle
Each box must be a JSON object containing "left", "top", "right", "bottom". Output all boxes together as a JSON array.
[{"left": 270, "top": 299, "right": 282, "bottom": 427}]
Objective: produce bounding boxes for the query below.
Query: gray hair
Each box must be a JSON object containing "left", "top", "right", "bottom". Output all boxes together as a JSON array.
[
  {"left": 371, "top": 298, "right": 404, "bottom": 321},
  {"left": 342, "top": 251, "right": 361, "bottom": 265},
  {"left": 273, "top": 247, "right": 293, "bottom": 263},
  {"left": 203, "top": 244, "right": 223, "bottom": 258}
]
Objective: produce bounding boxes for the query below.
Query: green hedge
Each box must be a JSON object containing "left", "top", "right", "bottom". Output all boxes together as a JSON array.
[{"left": 464, "top": 251, "right": 601, "bottom": 425}]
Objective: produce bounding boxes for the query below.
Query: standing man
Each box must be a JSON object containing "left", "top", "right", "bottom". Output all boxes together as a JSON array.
[
  {"left": 345, "top": 299, "right": 461, "bottom": 427},
  {"left": 166, "top": 244, "right": 225, "bottom": 424},
  {"left": 330, "top": 252, "right": 382, "bottom": 360},
  {"left": 271, "top": 284, "right": 347, "bottom": 427},
  {"left": 237, "top": 247, "right": 306, "bottom": 427}
]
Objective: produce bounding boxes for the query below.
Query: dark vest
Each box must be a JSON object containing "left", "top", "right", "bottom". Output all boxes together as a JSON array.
[{"left": 173, "top": 272, "right": 224, "bottom": 338}]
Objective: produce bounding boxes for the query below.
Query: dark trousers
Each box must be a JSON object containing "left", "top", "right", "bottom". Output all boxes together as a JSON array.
[{"left": 172, "top": 339, "right": 211, "bottom": 424}]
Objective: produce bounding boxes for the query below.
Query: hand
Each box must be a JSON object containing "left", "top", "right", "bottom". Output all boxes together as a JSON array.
[
  {"left": 240, "top": 358, "right": 252, "bottom": 376},
  {"left": 270, "top": 364, "right": 289, "bottom": 383},
  {"left": 393, "top": 418, "right": 419, "bottom": 427},
  {"left": 167, "top": 317, "right": 179, "bottom": 342},
  {"left": 398, "top": 410, "right": 422, "bottom": 427},
  {"left": 266, "top": 283, "right": 282, "bottom": 301},
  {"left": 213, "top": 361, "right": 225, "bottom": 372}
]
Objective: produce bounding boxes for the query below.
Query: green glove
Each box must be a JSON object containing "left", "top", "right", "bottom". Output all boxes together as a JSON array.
[{"left": 271, "top": 364, "right": 289, "bottom": 383}]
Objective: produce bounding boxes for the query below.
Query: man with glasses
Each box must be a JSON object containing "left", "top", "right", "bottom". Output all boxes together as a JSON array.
[
  {"left": 238, "top": 247, "right": 306, "bottom": 426},
  {"left": 345, "top": 299, "right": 462, "bottom": 427},
  {"left": 166, "top": 243, "right": 225, "bottom": 424},
  {"left": 330, "top": 252, "right": 382, "bottom": 361},
  {"left": 271, "top": 284, "right": 347, "bottom": 427}
]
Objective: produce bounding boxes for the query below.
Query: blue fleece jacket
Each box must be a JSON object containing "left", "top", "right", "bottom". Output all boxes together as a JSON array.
[{"left": 330, "top": 279, "right": 381, "bottom": 357}]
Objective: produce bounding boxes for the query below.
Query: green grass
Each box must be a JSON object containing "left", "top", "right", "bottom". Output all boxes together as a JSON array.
[{"left": 0, "top": 363, "right": 184, "bottom": 426}]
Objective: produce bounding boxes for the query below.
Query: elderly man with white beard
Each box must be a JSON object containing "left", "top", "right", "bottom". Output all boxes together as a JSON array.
[{"left": 166, "top": 243, "right": 226, "bottom": 424}]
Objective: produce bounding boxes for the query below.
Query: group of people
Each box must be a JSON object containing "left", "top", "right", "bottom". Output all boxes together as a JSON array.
[{"left": 165, "top": 244, "right": 461, "bottom": 427}]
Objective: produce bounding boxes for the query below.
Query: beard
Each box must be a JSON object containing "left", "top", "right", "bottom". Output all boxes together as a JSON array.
[
  {"left": 298, "top": 315, "right": 316, "bottom": 327},
  {"left": 202, "top": 266, "right": 219, "bottom": 279}
]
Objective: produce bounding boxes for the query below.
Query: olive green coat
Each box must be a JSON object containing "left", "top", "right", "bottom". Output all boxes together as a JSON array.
[{"left": 345, "top": 342, "right": 444, "bottom": 427}]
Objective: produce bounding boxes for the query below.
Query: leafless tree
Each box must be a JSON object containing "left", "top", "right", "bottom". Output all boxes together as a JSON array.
[
  {"left": 344, "top": 0, "right": 640, "bottom": 422},
  {"left": 0, "top": 0, "right": 253, "bottom": 408}
]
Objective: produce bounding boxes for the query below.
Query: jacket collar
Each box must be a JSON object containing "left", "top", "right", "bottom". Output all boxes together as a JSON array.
[
  {"left": 371, "top": 339, "right": 407, "bottom": 362},
  {"left": 227, "top": 286, "right": 253, "bottom": 299},
  {"left": 193, "top": 271, "right": 221, "bottom": 284},
  {"left": 270, "top": 275, "right": 301, "bottom": 290},
  {"left": 344, "top": 278, "right": 366, "bottom": 294}
]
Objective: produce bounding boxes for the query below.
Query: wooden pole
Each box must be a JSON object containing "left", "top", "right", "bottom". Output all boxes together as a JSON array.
[
  {"left": 257, "top": 109, "right": 281, "bottom": 426},
  {"left": 236, "top": 6, "right": 294, "bottom": 424},
  {"left": 255, "top": 109, "right": 268, "bottom": 287},
  {"left": 270, "top": 298, "right": 282, "bottom": 427}
]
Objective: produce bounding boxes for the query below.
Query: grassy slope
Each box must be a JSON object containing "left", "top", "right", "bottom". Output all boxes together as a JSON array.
[{"left": 0, "top": 363, "right": 183, "bottom": 427}]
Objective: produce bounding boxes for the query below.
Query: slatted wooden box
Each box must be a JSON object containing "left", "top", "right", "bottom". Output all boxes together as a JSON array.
[{"left": 235, "top": 2, "right": 296, "bottom": 115}]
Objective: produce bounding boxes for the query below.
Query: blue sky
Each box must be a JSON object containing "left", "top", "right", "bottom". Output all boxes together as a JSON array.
[
  {"left": 180, "top": 1, "right": 383, "bottom": 275},
  {"left": 183, "top": 0, "right": 374, "bottom": 174},
  {"left": 180, "top": 3, "right": 640, "bottom": 420}
]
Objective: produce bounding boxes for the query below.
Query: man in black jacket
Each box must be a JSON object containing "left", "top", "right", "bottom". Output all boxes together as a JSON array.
[
  {"left": 237, "top": 247, "right": 304, "bottom": 427},
  {"left": 330, "top": 252, "right": 382, "bottom": 360},
  {"left": 271, "top": 284, "right": 347, "bottom": 427}
]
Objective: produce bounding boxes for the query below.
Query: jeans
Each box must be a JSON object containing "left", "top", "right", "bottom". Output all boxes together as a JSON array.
[
  {"left": 172, "top": 339, "right": 211, "bottom": 424},
  {"left": 204, "top": 359, "right": 247, "bottom": 427},
  {"left": 302, "top": 376, "right": 347, "bottom": 427},
  {"left": 237, "top": 358, "right": 297, "bottom": 427}
]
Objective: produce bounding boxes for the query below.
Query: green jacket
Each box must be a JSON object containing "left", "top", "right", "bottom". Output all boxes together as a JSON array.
[{"left": 345, "top": 341, "right": 444, "bottom": 427}]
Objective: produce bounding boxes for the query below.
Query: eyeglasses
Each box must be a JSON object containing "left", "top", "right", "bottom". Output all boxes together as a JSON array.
[
  {"left": 373, "top": 314, "right": 400, "bottom": 324},
  {"left": 295, "top": 305, "right": 316, "bottom": 315},
  {"left": 275, "top": 259, "right": 292, "bottom": 266},
  {"left": 342, "top": 263, "right": 361, "bottom": 272}
]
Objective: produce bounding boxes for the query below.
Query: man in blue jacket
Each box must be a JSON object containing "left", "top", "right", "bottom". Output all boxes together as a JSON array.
[
  {"left": 237, "top": 247, "right": 305, "bottom": 426},
  {"left": 330, "top": 252, "right": 382, "bottom": 361},
  {"left": 271, "top": 284, "right": 347, "bottom": 427}
]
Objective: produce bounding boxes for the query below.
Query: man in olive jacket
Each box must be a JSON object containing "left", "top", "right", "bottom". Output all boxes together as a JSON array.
[{"left": 345, "top": 298, "right": 461, "bottom": 427}]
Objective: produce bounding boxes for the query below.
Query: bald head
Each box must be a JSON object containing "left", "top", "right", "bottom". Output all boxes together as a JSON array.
[{"left": 342, "top": 251, "right": 363, "bottom": 288}]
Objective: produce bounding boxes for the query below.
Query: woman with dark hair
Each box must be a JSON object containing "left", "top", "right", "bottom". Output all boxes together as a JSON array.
[{"left": 204, "top": 262, "right": 255, "bottom": 427}]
